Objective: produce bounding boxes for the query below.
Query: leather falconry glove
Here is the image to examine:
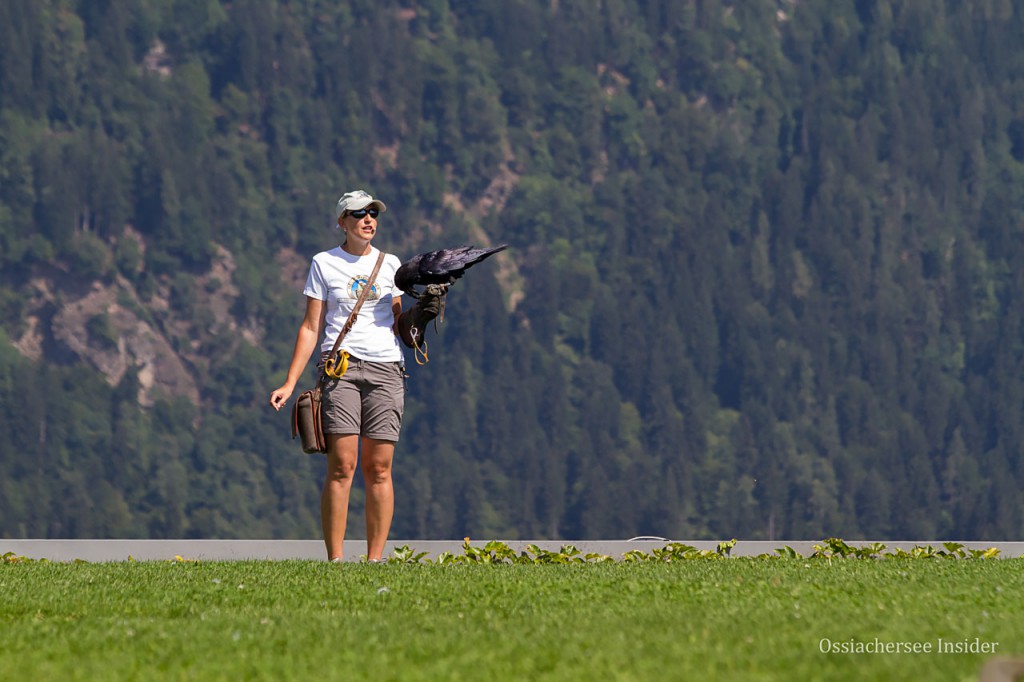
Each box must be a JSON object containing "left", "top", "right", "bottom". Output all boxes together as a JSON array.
[{"left": 397, "top": 283, "right": 447, "bottom": 359}]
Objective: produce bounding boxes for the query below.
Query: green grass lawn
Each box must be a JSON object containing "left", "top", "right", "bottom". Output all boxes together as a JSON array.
[{"left": 1, "top": 559, "right": 1021, "bottom": 680}]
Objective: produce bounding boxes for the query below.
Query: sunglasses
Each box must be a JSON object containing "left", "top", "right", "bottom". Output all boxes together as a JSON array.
[{"left": 347, "top": 208, "right": 379, "bottom": 219}]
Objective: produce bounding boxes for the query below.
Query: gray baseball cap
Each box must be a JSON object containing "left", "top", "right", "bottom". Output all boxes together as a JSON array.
[{"left": 336, "top": 190, "right": 387, "bottom": 218}]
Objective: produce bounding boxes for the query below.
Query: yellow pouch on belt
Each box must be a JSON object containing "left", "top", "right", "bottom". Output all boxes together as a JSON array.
[{"left": 324, "top": 350, "right": 350, "bottom": 379}]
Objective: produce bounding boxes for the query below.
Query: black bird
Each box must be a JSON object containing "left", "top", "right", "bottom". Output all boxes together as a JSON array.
[{"left": 395, "top": 244, "right": 509, "bottom": 298}]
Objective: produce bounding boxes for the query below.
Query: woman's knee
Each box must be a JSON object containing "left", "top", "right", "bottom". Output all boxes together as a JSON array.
[
  {"left": 362, "top": 459, "right": 392, "bottom": 486},
  {"left": 326, "top": 435, "right": 359, "bottom": 481},
  {"left": 327, "top": 460, "right": 357, "bottom": 483},
  {"left": 361, "top": 441, "right": 394, "bottom": 485}
]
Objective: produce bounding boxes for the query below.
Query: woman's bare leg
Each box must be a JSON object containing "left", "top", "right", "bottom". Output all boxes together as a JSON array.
[
  {"left": 361, "top": 437, "right": 395, "bottom": 560},
  {"left": 322, "top": 434, "right": 359, "bottom": 560}
]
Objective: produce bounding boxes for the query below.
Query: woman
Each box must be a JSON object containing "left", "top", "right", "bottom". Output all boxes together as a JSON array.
[{"left": 270, "top": 190, "right": 405, "bottom": 562}]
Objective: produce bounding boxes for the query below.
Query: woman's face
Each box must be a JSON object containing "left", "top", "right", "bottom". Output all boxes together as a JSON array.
[{"left": 340, "top": 207, "right": 379, "bottom": 241}]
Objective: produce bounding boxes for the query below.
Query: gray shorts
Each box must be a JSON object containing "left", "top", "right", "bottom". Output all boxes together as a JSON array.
[{"left": 320, "top": 355, "right": 406, "bottom": 442}]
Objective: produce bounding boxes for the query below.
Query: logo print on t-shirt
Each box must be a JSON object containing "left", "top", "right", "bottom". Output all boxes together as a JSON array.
[{"left": 346, "top": 275, "right": 381, "bottom": 301}]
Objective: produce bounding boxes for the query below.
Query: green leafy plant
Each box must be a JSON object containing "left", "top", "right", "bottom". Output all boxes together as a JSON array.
[
  {"left": 853, "top": 543, "right": 888, "bottom": 559},
  {"left": 811, "top": 537, "right": 856, "bottom": 559},
  {"left": 404, "top": 539, "right": 1009, "bottom": 565},
  {"left": 525, "top": 544, "right": 611, "bottom": 564},
  {"left": 774, "top": 546, "right": 800, "bottom": 559},
  {"left": 431, "top": 539, "right": 612, "bottom": 565},
  {"left": 388, "top": 545, "right": 430, "bottom": 564},
  {"left": 970, "top": 547, "right": 1002, "bottom": 559},
  {"left": 2, "top": 552, "right": 38, "bottom": 564}
]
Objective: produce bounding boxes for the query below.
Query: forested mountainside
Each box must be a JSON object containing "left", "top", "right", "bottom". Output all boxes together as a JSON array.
[{"left": 2, "top": 0, "right": 1024, "bottom": 541}]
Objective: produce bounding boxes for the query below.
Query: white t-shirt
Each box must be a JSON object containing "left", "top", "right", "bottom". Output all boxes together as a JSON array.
[{"left": 303, "top": 246, "right": 404, "bottom": 362}]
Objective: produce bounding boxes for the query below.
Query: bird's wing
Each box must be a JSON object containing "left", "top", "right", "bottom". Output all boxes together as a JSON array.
[
  {"left": 420, "top": 248, "right": 469, "bottom": 275},
  {"left": 402, "top": 245, "right": 509, "bottom": 288}
]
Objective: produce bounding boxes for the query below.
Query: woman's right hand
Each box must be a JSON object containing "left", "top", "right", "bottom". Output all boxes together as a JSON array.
[
  {"left": 271, "top": 297, "right": 324, "bottom": 412},
  {"left": 269, "top": 385, "right": 293, "bottom": 411}
]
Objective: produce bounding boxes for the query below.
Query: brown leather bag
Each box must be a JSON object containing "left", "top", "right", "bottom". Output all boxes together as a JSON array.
[
  {"left": 291, "top": 385, "right": 325, "bottom": 453},
  {"left": 291, "top": 251, "right": 386, "bottom": 453}
]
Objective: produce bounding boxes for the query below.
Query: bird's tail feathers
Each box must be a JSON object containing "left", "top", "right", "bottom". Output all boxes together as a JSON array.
[{"left": 468, "top": 243, "right": 509, "bottom": 264}]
